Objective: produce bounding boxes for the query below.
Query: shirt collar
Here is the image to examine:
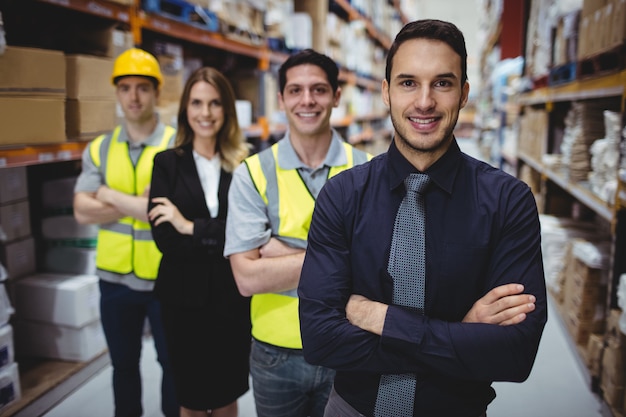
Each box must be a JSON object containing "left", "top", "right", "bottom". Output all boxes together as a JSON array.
[
  {"left": 277, "top": 129, "right": 348, "bottom": 170},
  {"left": 193, "top": 149, "right": 221, "bottom": 166},
  {"left": 117, "top": 114, "right": 165, "bottom": 147},
  {"left": 387, "top": 137, "right": 461, "bottom": 195}
]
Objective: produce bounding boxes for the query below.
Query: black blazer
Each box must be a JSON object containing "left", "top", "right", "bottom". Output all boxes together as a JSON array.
[{"left": 148, "top": 143, "right": 241, "bottom": 308}]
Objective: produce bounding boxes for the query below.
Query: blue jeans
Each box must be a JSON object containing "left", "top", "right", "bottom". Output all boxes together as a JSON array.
[
  {"left": 250, "top": 339, "right": 335, "bottom": 417},
  {"left": 99, "top": 280, "right": 178, "bottom": 417}
]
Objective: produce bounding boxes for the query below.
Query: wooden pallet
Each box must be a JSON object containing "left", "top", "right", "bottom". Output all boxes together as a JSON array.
[
  {"left": 578, "top": 43, "right": 626, "bottom": 80},
  {"left": 548, "top": 62, "right": 577, "bottom": 86},
  {"left": 142, "top": 0, "right": 219, "bottom": 32}
]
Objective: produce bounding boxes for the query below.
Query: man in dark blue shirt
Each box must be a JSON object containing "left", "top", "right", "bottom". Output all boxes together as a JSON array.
[{"left": 298, "top": 19, "right": 547, "bottom": 417}]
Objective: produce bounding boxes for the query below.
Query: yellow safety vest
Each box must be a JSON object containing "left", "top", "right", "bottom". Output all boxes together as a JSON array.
[
  {"left": 90, "top": 125, "right": 175, "bottom": 280},
  {"left": 245, "top": 141, "right": 370, "bottom": 349}
]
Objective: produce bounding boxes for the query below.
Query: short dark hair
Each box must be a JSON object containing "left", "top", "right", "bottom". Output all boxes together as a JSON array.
[
  {"left": 385, "top": 19, "right": 468, "bottom": 86},
  {"left": 113, "top": 75, "right": 159, "bottom": 90},
  {"left": 278, "top": 49, "right": 339, "bottom": 94}
]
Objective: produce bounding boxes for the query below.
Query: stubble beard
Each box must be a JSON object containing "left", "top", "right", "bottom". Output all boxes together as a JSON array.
[{"left": 390, "top": 99, "right": 462, "bottom": 156}]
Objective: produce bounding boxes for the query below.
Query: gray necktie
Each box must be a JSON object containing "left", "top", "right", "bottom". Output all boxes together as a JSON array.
[{"left": 374, "top": 173, "right": 430, "bottom": 417}]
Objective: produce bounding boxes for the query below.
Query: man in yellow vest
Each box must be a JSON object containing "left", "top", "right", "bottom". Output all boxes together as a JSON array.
[
  {"left": 73, "top": 48, "right": 178, "bottom": 417},
  {"left": 224, "top": 49, "right": 371, "bottom": 417}
]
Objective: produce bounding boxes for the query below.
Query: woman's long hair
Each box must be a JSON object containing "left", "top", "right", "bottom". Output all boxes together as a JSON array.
[{"left": 174, "top": 67, "right": 249, "bottom": 172}]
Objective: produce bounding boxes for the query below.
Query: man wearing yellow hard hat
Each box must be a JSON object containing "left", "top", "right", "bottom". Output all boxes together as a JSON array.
[{"left": 73, "top": 48, "right": 178, "bottom": 417}]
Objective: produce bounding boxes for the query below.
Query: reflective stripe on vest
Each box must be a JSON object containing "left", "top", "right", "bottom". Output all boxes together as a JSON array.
[
  {"left": 91, "top": 125, "right": 175, "bottom": 279},
  {"left": 245, "top": 141, "right": 370, "bottom": 349}
]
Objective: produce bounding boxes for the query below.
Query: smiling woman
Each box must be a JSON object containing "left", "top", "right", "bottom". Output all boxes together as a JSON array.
[{"left": 147, "top": 66, "right": 251, "bottom": 417}]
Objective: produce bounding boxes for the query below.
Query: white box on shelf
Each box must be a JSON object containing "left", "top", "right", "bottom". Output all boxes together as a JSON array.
[
  {"left": 43, "top": 246, "right": 97, "bottom": 276},
  {"left": 41, "top": 176, "right": 78, "bottom": 210},
  {"left": 15, "top": 318, "right": 106, "bottom": 362},
  {"left": 14, "top": 273, "right": 99, "bottom": 327}
]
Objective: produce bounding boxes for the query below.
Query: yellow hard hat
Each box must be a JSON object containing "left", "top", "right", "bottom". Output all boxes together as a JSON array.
[{"left": 111, "top": 48, "right": 163, "bottom": 87}]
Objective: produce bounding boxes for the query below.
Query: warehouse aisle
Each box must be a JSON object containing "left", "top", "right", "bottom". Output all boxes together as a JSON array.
[
  {"left": 42, "top": 138, "right": 610, "bottom": 417},
  {"left": 42, "top": 295, "right": 608, "bottom": 417}
]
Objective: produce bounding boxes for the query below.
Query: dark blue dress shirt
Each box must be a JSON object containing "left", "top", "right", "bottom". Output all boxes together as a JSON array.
[{"left": 298, "top": 139, "right": 547, "bottom": 417}]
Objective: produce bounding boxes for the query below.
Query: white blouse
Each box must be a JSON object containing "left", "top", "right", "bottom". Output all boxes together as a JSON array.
[{"left": 193, "top": 150, "right": 221, "bottom": 218}]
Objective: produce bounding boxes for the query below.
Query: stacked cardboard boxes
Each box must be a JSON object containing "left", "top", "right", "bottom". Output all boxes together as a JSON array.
[
  {"left": 13, "top": 273, "right": 106, "bottom": 362},
  {"left": 0, "top": 46, "right": 66, "bottom": 146},
  {"left": 0, "top": 167, "right": 36, "bottom": 281},
  {"left": 578, "top": 0, "right": 626, "bottom": 59},
  {"left": 40, "top": 176, "right": 98, "bottom": 276},
  {"left": 517, "top": 108, "right": 548, "bottom": 163},
  {"left": 0, "top": 168, "right": 20, "bottom": 411},
  {"left": 601, "top": 310, "right": 626, "bottom": 415},
  {"left": 65, "top": 54, "right": 117, "bottom": 141},
  {"left": 560, "top": 239, "right": 610, "bottom": 346}
]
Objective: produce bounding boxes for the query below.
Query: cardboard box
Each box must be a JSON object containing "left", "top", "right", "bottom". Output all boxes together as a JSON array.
[
  {"left": 65, "top": 55, "right": 116, "bottom": 100},
  {"left": 14, "top": 318, "right": 106, "bottom": 362},
  {"left": 600, "top": 3, "right": 615, "bottom": 50},
  {"left": 0, "top": 167, "right": 28, "bottom": 205},
  {"left": 612, "top": 0, "right": 626, "bottom": 46},
  {"left": 603, "top": 378, "right": 625, "bottom": 411},
  {"left": 0, "top": 237, "right": 35, "bottom": 280},
  {"left": 0, "top": 363, "right": 20, "bottom": 414},
  {"left": 67, "top": 24, "right": 116, "bottom": 58},
  {"left": 151, "top": 41, "right": 184, "bottom": 106},
  {"left": 587, "top": 333, "right": 605, "bottom": 377},
  {"left": 111, "top": 29, "right": 134, "bottom": 59},
  {"left": 231, "top": 70, "right": 278, "bottom": 124},
  {"left": 0, "top": 46, "right": 65, "bottom": 96},
  {"left": 14, "top": 273, "right": 99, "bottom": 328},
  {"left": 42, "top": 215, "right": 98, "bottom": 240},
  {"left": 606, "top": 309, "right": 626, "bottom": 347},
  {"left": 582, "top": 0, "right": 609, "bottom": 17},
  {"left": 0, "top": 201, "right": 31, "bottom": 243},
  {"left": 603, "top": 344, "right": 626, "bottom": 386},
  {"left": 565, "top": 306, "right": 605, "bottom": 346},
  {"left": 41, "top": 176, "right": 78, "bottom": 210},
  {"left": 578, "top": 15, "right": 590, "bottom": 59},
  {"left": 590, "top": 9, "right": 604, "bottom": 54},
  {"left": 0, "top": 96, "right": 66, "bottom": 146},
  {"left": 66, "top": 99, "right": 116, "bottom": 140},
  {"left": 43, "top": 245, "right": 97, "bottom": 276}
]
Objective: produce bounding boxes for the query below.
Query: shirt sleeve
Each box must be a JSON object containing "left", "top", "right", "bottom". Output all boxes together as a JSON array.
[
  {"left": 74, "top": 142, "right": 103, "bottom": 194},
  {"left": 223, "top": 162, "right": 272, "bottom": 257},
  {"left": 299, "top": 176, "right": 547, "bottom": 383}
]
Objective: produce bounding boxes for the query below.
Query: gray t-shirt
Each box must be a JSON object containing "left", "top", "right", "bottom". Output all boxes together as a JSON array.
[
  {"left": 74, "top": 119, "right": 175, "bottom": 291},
  {"left": 224, "top": 129, "right": 351, "bottom": 258}
]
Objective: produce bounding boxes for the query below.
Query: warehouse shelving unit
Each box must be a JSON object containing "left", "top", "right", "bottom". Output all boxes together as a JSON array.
[
  {"left": 476, "top": 0, "right": 626, "bottom": 413},
  {"left": 0, "top": 0, "right": 400, "bottom": 168},
  {"left": 0, "top": 0, "right": 403, "bottom": 415}
]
